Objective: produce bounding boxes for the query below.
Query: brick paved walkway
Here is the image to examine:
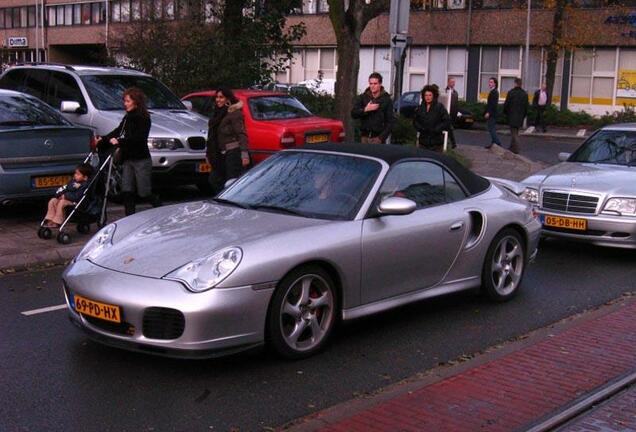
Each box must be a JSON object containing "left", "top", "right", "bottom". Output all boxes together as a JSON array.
[
  {"left": 558, "top": 386, "right": 636, "bottom": 432},
  {"left": 286, "top": 298, "right": 636, "bottom": 432}
]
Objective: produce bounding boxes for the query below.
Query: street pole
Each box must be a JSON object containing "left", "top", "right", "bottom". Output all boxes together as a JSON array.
[{"left": 524, "top": 0, "right": 531, "bottom": 129}]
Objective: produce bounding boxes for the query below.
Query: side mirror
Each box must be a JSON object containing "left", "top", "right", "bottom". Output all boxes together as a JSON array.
[
  {"left": 377, "top": 197, "right": 417, "bottom": 216},
  {"left": 558, "top": 152, "right": 571, "bottom": 162},
  {"left": 182, "top": 100, "right": 193, "bottom": 111},
  {"left": 61, "top": 101, "right": 86, "bottom": 114},
  {"left": 224, "top": 178, "right": 237, "bottom": 189}
]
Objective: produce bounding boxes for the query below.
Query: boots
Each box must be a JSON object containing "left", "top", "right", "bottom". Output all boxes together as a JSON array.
[
  {"left": 149, "top": 194, "right": 162, "bottom": 208},
  {"left": 123, "top": 192, "right": 136, "bottom": 216}
]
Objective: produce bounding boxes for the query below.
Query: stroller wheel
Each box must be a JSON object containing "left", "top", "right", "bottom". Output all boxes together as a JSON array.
[
  {"left": 37, "top": 227, "right": 45, "bottom": 239},
  {"left": 77, "top": 224, "right": 90, "bottom": 234},
  {"left": 57, "top": 232, "right": 72, "bottom": 245},
  {"left": 41, "top": 228, "right": 53, "bottom": 240}
]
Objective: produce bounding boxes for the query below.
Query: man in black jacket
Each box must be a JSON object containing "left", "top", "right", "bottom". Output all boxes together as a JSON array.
[
  {"left": 351, "top": 72, "right": 395, "bottom": 144},
  {"left": 503, "top": 78, "right": 529, "bottom": 154},
  {"left": 533, "top": 83, "right": 551, "bottom": 133}
]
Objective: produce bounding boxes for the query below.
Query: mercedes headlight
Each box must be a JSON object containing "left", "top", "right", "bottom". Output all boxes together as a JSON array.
[
  {"left": 164, "top": 247, "right": 243, "bottom": 293},
  {"left": 76, "top": 223, "right": 117, "bottom": 261},
  {"left": 603, "top": 198, "right": 636, "bottom": 216},
  {"left": 147, "top": 137, "right": 184, "bottom": 151},
  {"left": 520, "top": 187, "right": 539, "bottom": 204}
]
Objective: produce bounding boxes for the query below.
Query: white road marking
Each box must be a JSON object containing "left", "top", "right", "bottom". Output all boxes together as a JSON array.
[{"left": 21, "top": 304, "right": 67, "bottom": 316}]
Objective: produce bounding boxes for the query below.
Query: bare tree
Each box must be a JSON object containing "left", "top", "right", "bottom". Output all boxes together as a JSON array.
[{"left": 327, "top": 0, "right": 390, "bottom": 139}]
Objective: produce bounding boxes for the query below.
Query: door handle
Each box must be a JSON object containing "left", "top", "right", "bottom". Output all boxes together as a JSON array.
[{"left": 449, "top": 221, "right": 464, "bottom": 231}]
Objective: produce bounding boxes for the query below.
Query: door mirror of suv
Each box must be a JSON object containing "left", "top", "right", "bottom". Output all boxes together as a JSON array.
[
  {"left": 182, "top": 100, "right": 193, "bottom": 111},
  {"left": 61, "top": 101, "right": 86, "bottom": 114},
  {"left": 558, "top": 152, "right": 571, "bottom": 162},
  {"left": 378, "top": 197, "right": 417, "bottom": 216}
]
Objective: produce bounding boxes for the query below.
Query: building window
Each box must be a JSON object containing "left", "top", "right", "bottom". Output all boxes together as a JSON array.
[
  {"left": 111, "top": 0, "right": 121, "bottom": 22},
  {"left": 0, "top": 10, "right": 5, "bottom": 30},
  {"left": 73, "top": 4, "right": 81, "bottom": 24},
  {"left": 56, "top": 5, "right": 64, "bottom": 26},
  {"left": 28, "top": 6, "right": 36, "bottom": 27},
  {"left": 82, "top": 3, "right": 91, "bottom": 25},
  {"left": 570, "top": 48, "right": 616, "bottom": 105},
  {"left": 131, "top": 0, "right": 141, "bottom": 20},
  {"left": 121, "top": 0, "right": 131, "bottom": 21},
  {"left": 64, "top": 5, "right": 73, "bottom": 26},
  {"left": 92, "top": 2, "right": 101, "bottom": 24},
  {"left": 13, "top": 8, "right": 21, "bottom": 28},
  {"left": 48, "top": 6, "right": 56, "bottom": 26},
  {"left": 19, "top": 6, "right": 27, "bottom": 27},
  {"left": 165, "top": 0, "right": 175, "bottom": 19}
]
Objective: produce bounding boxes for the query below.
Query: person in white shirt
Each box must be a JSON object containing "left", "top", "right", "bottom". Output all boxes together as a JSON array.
[{"left": 532, "top": 83, "right": 551, "bottom": 133}]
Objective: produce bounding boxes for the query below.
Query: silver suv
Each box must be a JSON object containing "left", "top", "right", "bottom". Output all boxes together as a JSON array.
[{"left": 0, "top": 64, "right": 210, "bottom": 191}]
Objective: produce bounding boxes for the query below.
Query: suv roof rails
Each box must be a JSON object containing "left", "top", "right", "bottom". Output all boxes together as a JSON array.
[{"left": 14, "top": 62, "right": 75, "bottom": 71}]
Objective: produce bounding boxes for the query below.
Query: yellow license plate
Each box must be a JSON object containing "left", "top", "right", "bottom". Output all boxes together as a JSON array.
[
  {"left": 198, "top": 162, "right": 212, "bottom": 173},
  {"left": 74, "top": 294, "right": 121, "bottom": 323},
  {"left": 543, "top": 215, "right": 587, "bottom": 231},
  {"left": 306, "top": 134, "right": 329, "bottom": 144},
  {"left": 464, "top": 118, "right": 474, "bottom": 123},
  {"left": 33, "top": 175, "right": 71, "bottom": 189}
]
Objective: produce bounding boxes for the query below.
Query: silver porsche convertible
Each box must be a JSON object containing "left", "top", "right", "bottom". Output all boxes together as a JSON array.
[
  {"left": 63, "top": 144, "right": 540, "bottom": 359},
  {"left": 521, "top": 124, "right": 636, "bottom": 249}
]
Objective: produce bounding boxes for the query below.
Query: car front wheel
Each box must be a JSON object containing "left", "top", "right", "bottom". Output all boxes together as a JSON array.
[
  {"left": 267, "top": 266, "right": 338, "bottom": 359},
  {"left": 482, "top": 228, "right": 526, "bottom": 302}
]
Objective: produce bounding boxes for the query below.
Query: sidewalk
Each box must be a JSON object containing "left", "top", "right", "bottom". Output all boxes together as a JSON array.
[
  {"left": 0, "top": 144, "right": 547, "bottom": 274},
  {"left": 471, "top": 122, "right": 590, "bottom": 140},
  {"left": 282, "top": 295, "right": 636, "bottom": 432}
]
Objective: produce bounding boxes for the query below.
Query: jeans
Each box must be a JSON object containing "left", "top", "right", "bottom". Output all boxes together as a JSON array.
[
  {"left": 510, "top": 127, "right": 520, "bottom": 152},
  {"left": 535, "top": 106, "right": 547, "bottom": 131},
  {"left": 209, "top": 149, "right": 244, "bottom": 195},
  {"left": 487, "top": 117, "right": 501, "bottom": 146}
]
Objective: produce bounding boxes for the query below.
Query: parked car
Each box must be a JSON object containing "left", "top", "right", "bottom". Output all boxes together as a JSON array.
[
  {"left": 259, "top": 82, "right": 316, "bottom": 97},
  {"left": 0, "top": 89, "right": 92, "bottom": 203},
  {"left": 520, "top": 124, "right": 636, "bottom": 249},
  {"left": 182, "top": 89, "right": 344, "bottom": 164},
  {"left": 395, "top": 91, "right": 475, "bottom": 129},
  {"left": 63, "top": 143, "right": 540, "bottom": 359},
  {"left": 297, "top": 78, "right": 336, "bottom": 96},
  {"left": 0, "top": 64, "right": 211, "bottom": 192}
]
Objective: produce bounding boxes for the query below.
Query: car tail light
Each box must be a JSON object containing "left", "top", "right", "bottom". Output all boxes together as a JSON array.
[
  {"left": 280, "top": 132, "right": 296, "bottom": 148},
  {"left": 338, "top": 130, "right": 346, "bottom": 142},
  {"left": 89, "top": 135, "right": 97, "bottom": 152}
]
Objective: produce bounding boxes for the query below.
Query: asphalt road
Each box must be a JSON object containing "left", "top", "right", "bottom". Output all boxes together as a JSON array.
[
  {"left": 2, "top": 239, "right": 635, "bottom": 432},
  {"left": 454, "top": 127, "right": 584, "bottom": 165}
]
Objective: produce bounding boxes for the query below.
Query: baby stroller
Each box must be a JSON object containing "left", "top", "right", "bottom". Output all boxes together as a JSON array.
[{"left": 37, "top": 150, "right": 116, "bottom": 244}]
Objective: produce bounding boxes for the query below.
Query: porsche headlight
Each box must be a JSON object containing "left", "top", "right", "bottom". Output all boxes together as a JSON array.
[
  {"left": 520, "top": 187, "right": 539, "bottom": 204},
  {"left": 147, "top": 137, "right": 184, "bottom": 151},
  {"left": 76, "top": 223, "right": 117, "bottom": 261},
  {"left": 603, "top": 198, "right": 636, "bottom": 216},
  {"left": 164, "top": 247, "right": 242, "bottom": 293}
]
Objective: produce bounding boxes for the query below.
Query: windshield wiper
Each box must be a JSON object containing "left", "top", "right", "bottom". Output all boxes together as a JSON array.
[
  {"left": 211, "top": 198, "right": 252, "bottom": 209},
  {"left": 250, "top": 204, "right": 307, "bottom": 217}
]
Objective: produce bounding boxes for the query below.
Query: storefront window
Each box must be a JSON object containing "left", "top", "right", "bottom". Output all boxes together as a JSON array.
[
  {"left": 48, "top": 6, "right": 56, "bottom": 26},
  {"left": 65, "top": 5, "right": 73, "bottom": 26},
  {"left": 73, "top": 4, "right": 81, "bottom": 25},
  {"left": 121, "top": 0, "right": 131, "bottom": 21}
]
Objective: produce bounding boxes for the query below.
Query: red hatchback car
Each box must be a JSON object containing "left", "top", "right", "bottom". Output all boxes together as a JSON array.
[{"left": 182, "top": 90, "right": 345, "bottom": 164}]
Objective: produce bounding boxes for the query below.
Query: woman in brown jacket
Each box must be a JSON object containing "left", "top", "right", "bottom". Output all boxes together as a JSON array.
[{"left": 206, "top": 87, "right": 250, "bottom": 194}]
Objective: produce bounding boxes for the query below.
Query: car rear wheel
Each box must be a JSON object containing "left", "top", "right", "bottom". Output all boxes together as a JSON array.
[
  {"left": 482, "top": 228, "right": 526, "bottom": 302},
  {"left": 267, "top": 266, "right": 338, "bottom": 359}
]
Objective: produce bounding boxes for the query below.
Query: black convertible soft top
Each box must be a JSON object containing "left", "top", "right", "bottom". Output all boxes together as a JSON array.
[{"left": 305, "top": 143, "right": 491, "bottom": 196}]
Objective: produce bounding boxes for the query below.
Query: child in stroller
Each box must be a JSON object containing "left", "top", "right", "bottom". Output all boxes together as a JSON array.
[{"left": 43, "top": 163, "right": 93, "bottom": 228}]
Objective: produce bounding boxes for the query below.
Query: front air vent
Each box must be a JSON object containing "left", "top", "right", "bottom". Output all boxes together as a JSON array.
[
  {"left": 187, "top": 137, "right": 206, "bottom": 150},
  {"left": 142, "top": 307, "right": 185, "bottom": 340}
]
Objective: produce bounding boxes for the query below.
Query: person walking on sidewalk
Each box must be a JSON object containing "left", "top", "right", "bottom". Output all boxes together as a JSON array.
[
  {"left": 351, "top": 72, "right": 395, "bottom": 144},
  {"left": 413, "top": 84, "right": 451, "bottom": 152},
  {"left": 445, "top": 77, "right": 459, "bottom": 149},
  {"left": 533, "top": 83, "right": 551, "bottom": 133},
  {"left": 484, "top": 77, "right": 502, "bottom": 149},
  {"left": 97, "top": 87, "right": 161, "bottom": 216},
  {"left": 206, "top": 87, "right": 250, "bottom": 195},
  {"left": 503, "top": 78, "right": 529, "bottom": 154}
]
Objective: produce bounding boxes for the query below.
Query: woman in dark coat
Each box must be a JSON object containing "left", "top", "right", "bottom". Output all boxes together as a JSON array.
[
  {"left": 97, "top": 87, "right": 160, "bottom": 215},
  {"left": 484, "top": 77, "right": 502, "bottom": 149},
  {"left": 206, "top": 87, "right": 250, "bottom": 194},
  {"left": 413, "top": 84, "right": 451, "bottom": 152}
]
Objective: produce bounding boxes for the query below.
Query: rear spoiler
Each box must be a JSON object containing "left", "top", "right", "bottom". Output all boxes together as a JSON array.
[{"left": 486, "top": 177, "right": 525, "bottom": 195}]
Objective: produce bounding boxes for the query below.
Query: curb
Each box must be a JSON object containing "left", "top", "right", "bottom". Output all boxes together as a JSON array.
[
  {"left": 0, "top": 246, "right": 81, "bottom": 275},
  {"left": 470, "top": 123, "right": 588, "bottom": 140},
  {"left": 280, "top": 293, "right": 636, "bottom": 432}
]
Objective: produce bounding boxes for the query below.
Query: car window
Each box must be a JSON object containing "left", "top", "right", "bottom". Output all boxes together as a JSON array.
[
  {"left": 403, "top": 93, "right": 418, "bottom": 104},
  {"left": 220, "top": 151, "right": 382, "bottom": 220},
  {"left": 379, "top": 161, "right": 466, "bottom": 208},
  {"left": 248, "top": 96, "right": 312, "bottom": 120},
  {"left": 185, "top": 95, "right": 214, "bottom": 117},
  {"left": 0, "top": 94, "right": 72, "bottom": 128},
  {"left": 80, "top": 74, "right": 184, "bottom": 110},
  {"left": 0, "top": 69, "right": 28, "bottom": 91},
  {"left": 23, "top": 70, "right": 50, "bottom": 102},
  {"left": 48, "top": 71, "right": 87, "bottom": 110},
  {"left": 569, "top": 130, "right": 636, "bottom": 166}
]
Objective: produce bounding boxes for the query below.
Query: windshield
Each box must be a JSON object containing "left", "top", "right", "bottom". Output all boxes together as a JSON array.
[
  {"left": 80, "top": 75, "right": 185, "bottom": 110},
  {"left": 569, "top": 130, "right": 636, "bottom": 166},
  {"left": 248, "top": 96, "right": 313, "bottom": 120},
  {"left": 219, "top": 151, "right": 382, "bottom": 220},
  {"left": 0, "top": 94, "right": 71, "bottom": 128}
]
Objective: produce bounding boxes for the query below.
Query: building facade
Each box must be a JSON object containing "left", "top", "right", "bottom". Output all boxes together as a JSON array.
[{"left": 1, "top": 0, "right": 635, "bottom": 113}]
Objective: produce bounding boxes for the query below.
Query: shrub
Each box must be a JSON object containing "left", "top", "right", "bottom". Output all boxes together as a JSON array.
[{"left": 591, "top": 104, "right": 636, "bottom": 129}]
